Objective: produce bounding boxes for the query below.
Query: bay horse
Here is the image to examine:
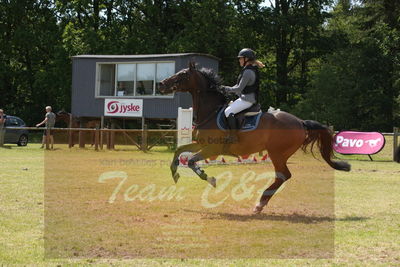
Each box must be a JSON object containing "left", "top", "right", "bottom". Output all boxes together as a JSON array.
[{"left": 159, "top": 62, "right": 351, "bottom": 214}]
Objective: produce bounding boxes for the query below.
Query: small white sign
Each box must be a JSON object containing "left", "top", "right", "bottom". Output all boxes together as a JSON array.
[
  {"left": 104, "top": 99, "right": 143, "bottom": 117},
  {"left": 177, "top": 107, "right": 193, "bottom": 147}
]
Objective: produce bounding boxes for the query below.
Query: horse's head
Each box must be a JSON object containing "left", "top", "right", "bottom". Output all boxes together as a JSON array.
[{"left": 159, "top": 62, "right": 198, "bottom": 94}]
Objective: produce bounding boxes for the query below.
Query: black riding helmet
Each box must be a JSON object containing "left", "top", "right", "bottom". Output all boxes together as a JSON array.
[{"left": 237, "top": 48, "right": 256, "bottom": 61}]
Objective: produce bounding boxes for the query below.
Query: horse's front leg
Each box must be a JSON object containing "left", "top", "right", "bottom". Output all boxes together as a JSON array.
[
  {"left": 171, "top": 143, "right": 202, "bottom": 183},
  {"left": 187, "top": 147, "right": 221, "bottom": 188}
]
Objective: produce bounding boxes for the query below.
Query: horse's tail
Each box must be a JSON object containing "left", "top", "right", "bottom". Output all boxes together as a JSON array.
[
  {"left": 302, "top": 120, "right": 351, "bottom": 172},
  {"left": 394, "top": 145, "right": 400, "bottom": 163}
]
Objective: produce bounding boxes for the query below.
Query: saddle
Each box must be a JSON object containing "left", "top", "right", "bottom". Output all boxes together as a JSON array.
[
  {"left": 238, "top": 103, "right": 262, "bottom": 117},
  {"left": 217, "top": 103, "right": 263, "bottom": 132}
]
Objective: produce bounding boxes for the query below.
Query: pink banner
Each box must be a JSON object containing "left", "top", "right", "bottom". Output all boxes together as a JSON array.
[{"left": 334, "top": 131, "right": 385, "bottom": 155}]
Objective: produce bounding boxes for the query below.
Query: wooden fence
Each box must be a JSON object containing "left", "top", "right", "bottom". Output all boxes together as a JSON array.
[
  {"left": 3, "top": 126, "right": 400, "bottom": 161},
  {"left": 5, "top": 127, "right": 177, "bottom": 152}
]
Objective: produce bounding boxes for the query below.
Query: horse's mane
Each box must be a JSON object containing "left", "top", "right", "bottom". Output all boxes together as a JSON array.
[{"left": 198, "top": 68, "right": 223, "bottom": 92}]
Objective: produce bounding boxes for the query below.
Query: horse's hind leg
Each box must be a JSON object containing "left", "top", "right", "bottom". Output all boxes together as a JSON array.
[{"left": 253, "top": 153, "right": 292, "bottom": 214}]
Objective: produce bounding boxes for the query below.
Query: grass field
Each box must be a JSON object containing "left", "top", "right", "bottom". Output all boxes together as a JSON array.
[{"left": 0, "top": 140, "right": 399, "bottom": 266}]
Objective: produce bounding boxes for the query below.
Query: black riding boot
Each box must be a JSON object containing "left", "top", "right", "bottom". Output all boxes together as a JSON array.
[{"left": 226, "top": 113, "right": 238, "bottom": 144}]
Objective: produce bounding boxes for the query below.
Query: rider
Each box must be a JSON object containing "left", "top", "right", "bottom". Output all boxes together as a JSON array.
[{"left": 221, "top": 48, "right": 265, "bottom": 143}]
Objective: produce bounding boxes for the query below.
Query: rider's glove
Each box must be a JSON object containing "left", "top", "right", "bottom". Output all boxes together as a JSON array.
[{"left": 217, "top": 86, "right": 228, "bottom": 94}]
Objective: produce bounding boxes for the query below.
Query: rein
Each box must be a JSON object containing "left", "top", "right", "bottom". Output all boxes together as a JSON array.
[
  {"left": 192, "top": 71, "right": 224, "bottom": 128},
  {"left": 193, "top": 105, "right": 221, "bottom": 128}
]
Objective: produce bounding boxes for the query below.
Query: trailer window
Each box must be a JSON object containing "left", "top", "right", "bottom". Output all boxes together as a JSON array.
[
  {"left": 97, "top": 61, "right": 175, "bottom": 97},
  {"left": 117, "top": 64, "right": 135, "bottom": 96},
  {"left": 136, "top": 63, "right": 155, "bottom": 96},
  {"left": 99, "top": 64, "right": 115, "bottom": 96}
]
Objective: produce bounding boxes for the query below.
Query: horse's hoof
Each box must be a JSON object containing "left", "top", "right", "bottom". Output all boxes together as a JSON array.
[
  {"left": 173, "top": 172, "right": 180, "bottom": 183},
  {"left": 207, "top": 177, "right": 216, "bottom": 188},
  {"left": 252, "top": 205, "right": 264, "bottom": 214}
]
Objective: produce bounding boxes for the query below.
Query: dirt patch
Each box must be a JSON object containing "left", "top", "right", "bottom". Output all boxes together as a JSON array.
[{"left": 44, "top": 150, "right": 335, "bottom": 259}]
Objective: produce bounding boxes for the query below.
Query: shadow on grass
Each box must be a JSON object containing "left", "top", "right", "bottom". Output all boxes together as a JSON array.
[
  {"left": 184, "top": 209, "right": 369, "bottom": 224},
  {"left": 334, "top": 155, "right": 394, "bottom": 163},
  {"left": 44, "top": 147, "right": 63, "bottom": 151},
  {"left": 0, "top": 145, "right": 13, "bottom": 149}
]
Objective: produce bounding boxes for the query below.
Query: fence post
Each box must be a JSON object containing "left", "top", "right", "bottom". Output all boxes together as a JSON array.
[
  {"left": 100, "top": 129, "right": 104, "bottom": 150},
  {"left": 68, "top": 130, "right": 73, "bottom": 148},
  {"left": 79, "top": 130, "right": 85, "bottom": 148},
  {"left": 45, "top": 128, "right": 50, "bottom": 150},
  {"left": 106, "top": 130, "right": 111, "bottom": 150},
  {"left": 100, "top": 116, "right": 104, "bottom": 150},
  {"left": 394, "top": 127, "right": 399, "bottom": 162},
  {"left": 68, "top": 113, "right": 73, "bottom": 148},
  {"left": 95, "top": 129, "right": 100, "bottom": 151},
  {"left": 141, "top": 124, "right": 148, "bottom": 152},
  {"left": 110, "top": 130, "right": 115, "bottom": 150}
]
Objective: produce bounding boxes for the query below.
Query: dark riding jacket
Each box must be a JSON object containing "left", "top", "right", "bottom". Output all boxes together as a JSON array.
[{"left": 224, "top": 65, "right": 260, "bottom": 104}]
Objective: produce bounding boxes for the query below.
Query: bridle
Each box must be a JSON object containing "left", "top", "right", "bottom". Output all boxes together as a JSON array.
[
  {"left": 165, "top": 68, "right": 224, "bottom": 128},
  {"left": 170, "top": 70, "right": 190, "bottom": 90},
  {"left": 192, "top": 71, "right": 222, "bottom": 128},
  {"left": 192, "top": 107, "right": 220, "bottom": 128}
]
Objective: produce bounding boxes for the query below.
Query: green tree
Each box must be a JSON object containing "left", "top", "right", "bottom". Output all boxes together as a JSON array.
[
  {"left": 1, "top": 0, "right": 397, "bottom": 132},
  {"left": 294, "top": 0, "right": 399, "bottom": 131},
  {"left": 0, "top": 0, "right": 69, "bottom": 125},
  {"left": 265, "top": 0, "right": 333, "bottom": 108},
  {"left": 361, "top": 0, "right": 400, "bottom": 127}
]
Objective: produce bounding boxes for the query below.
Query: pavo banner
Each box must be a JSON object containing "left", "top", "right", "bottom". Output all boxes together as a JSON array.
[{"left": 334, "top": 131, "right": 385, "bottom": 155}]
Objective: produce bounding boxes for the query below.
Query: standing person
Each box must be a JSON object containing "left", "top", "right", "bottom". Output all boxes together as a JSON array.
[
  {"left": 36, "top": 106, "right": 56, "bottom": 149},
  {"left": 0, "top": 109, "right": 6, "bottom": 147},
  {"left": 220, "top": 48, "right": 265, "bottom": 143}
]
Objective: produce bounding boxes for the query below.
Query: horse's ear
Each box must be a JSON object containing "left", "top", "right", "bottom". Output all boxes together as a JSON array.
[{"left": 189, "top": 61, "right": 196, "bottom": 71}]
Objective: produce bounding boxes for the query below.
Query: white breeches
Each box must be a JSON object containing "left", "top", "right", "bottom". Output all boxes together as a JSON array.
[{"left": 224, "top": 98, "right": 253, "bottom": 117}]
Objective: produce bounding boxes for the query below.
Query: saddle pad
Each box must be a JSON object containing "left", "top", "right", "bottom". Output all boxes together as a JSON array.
[{"left": 216, "top": 108, "right": 263, "bottom": 132}]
